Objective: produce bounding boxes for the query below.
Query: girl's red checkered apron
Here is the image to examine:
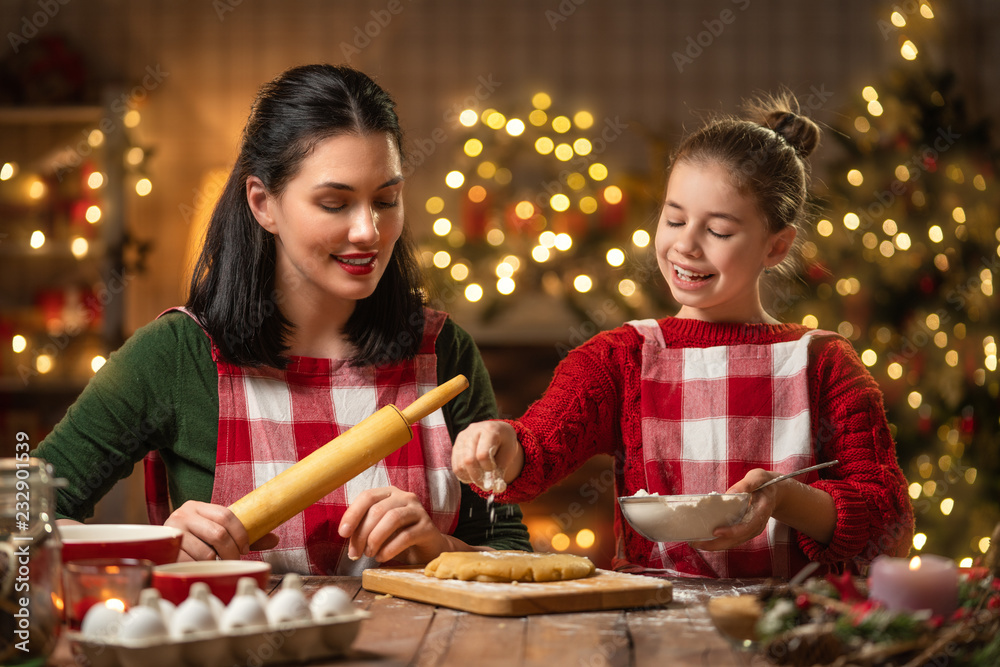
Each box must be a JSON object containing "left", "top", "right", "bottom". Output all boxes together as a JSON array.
[
  {"left": 144, "top": 307, "right": 460, "bottom": 575},
  {"left": 619, "top": 319, "right": 834, "bottom": 578}
]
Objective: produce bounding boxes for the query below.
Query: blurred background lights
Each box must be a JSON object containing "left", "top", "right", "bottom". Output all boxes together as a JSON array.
[
  {"left": 531, "top": 245, "right": 550, "bottom": 262},
  {"left": 531, "top": 92, "right": 552, "bottom": 110},
  {"left": 459, "top": 109, "right": 478, "bottom": 127},
  {"left": 91, "top": 355, "right": 107, "bottom": 373},
  {"left": 573, "top": 111, "right": 594, "bottom": 129},
  {"left": 126, "top": 147, "right": 145, "bottom": 166},
  {"left": 135, "top": 178, "right": 152, "bottom": 196},
  {"left": 86, "top": 205, "right": 102, "bottom": 223},
  {"left": 618, "top": 279, "right": 636, "bottom": 296},
  {"left": 70, "top": 237, "right": 89, "bottom": 259},
  {"left": 603, "top": 185, "right": 623, "bottom": 204},
  {"left": 123, "top": 110, "right": 141, "bottom": 128},
  {"left": 867, "top": 99, "right": 884, "bottom": 116},
  {"left": 28, "top": 180, "right": 45, "bottom": 199},
  {"left": 36, "top": 354, "right": 53, "bottom": 374},
  {"left": 535, "top": 137, "right": 554, "bottom": 155},
  {"left": 505, "top": 118, "right": 525, "bottom": 136},
  {"left": 450, "top": 263, "right": 469, "bottom": 281},
  {"left": 862, "top": 86, "right": 879, "bottom": 101},
  {"left": 29, "top": 230, "right": 45, "bottom": 249},
  {"left": 631, "top": 229, "right": 650, "bottom": 247},
  {"left": 554, "top": 143, "right": 573, "bottom": 161},
  {"left": 87, "top": 129, "right": 104, "bottom": 147},
  {"left": 539, "top": 231, "right": 557, "bottom": 248},
  {"left": 913, "top": 533, "right": 927, "bottom": 550},
  {"left": 554, "top": 233, "right": 572, "bottom": 251},
  {"left": 467, "top": 185, "right": 486, "bottom": 203},
  {"left": 432, "top": 251, "right": 451, "bottom": 268},
  {"left": 606, "top": 248, "right": 625, "bottom": 266},
  {"left": 528, "top": 109, "right": 547, "bottom": 126},
  {"left": 940, "top": 498, "right": 954, "bottom": 515},
  {"left": 888, "top": 362, "right": 903, "bottom": 379},
  {"left": 0, "top": 162, "right": 16, "bottom": 180},
  {"left": 575, "top": 528, "right": 595, "bottom": 548},
  {"left": 900, "top": 40, "right": 918, "bottom": 60},
  {"left": 928, "top": 225, "right": 943, "bottom": 242},
  {"left": 588, "top": 163, "right": 608, "bottom": 180},
  {"left": 495, "top": 262, "right": 514, "bottom": 279},
  {"left": 843, "top": 212, "right": 860, "bottom": 229},
  {"left": 485, "top": 111, "right": 506, "bottom": 129},
  {"left": 890, "top": 11, "right": 906, "bottom": 26},
  {"left": 464, "top": 283, "right": 483, "bottom": 302},
  {"left": 816, "top": 219, "right": 833, "bottom": 236},
  {"left": 979, "top": 537, "right": 991, "bottom": 554},
  {"left": 515, "top": 201, "right": 535, "bottom": 219},
  {"left": 486, "top": 228, "right": 505, "bottom": 246},
  {"left": 445, "top": 171, "right": 465, "bottom": 188},
  {"left": 550, "top": 533, "right": 570, "bottom": 551},
  {"left": 87, "top": 171, "right": 104, "bottom": 189},
  {"left": 12, "top": 335, "right": 26, "bottom": 353},
  {"left": 476, "top": 162, "right": 496, "bottom": 179},
  {"left": 847, "top": 169, "right": 863, "bottom": 186},
  {"left": 432, "top": 218, "right": 451, "bottom": 236},
  {"left": 497, "top": 277, "right": 515, "bottom": 294},
  {"left": 549, "top": 193, "right": 570, "bottom": 211},
  {"left": 463, "top": 138, "right": 483, "bottom": 156},
  {"left": 573, "top": 275, "right": 592, "bottom": 292},
  {"left": 952, "top": 206, "right": 966, "bottom": 223},
  {"left": 572, "top": 138, "right": 592, "bottom": 155},
  {"left": 579, "top": 196, "right": 598, "bottom": 214},
  {"left": 802, "top": 314, "right": 818, "bottom": 328},
  {"left": 425, "top": 196, "right": 444, "bottom": 214},
  {"left": 551, "top": 115, "right": 571, "bottom": 133}
]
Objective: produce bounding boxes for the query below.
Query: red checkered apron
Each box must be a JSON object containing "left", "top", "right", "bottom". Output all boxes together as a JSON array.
[
  {"left": 620, "top": 319, "right": 834, "bottom": 578},
  {"left": 144, "top": 307, "right": 460, "bottom": 575}
]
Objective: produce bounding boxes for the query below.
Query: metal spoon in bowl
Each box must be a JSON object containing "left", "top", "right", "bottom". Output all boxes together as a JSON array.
[{"left": 752, "top": 460, "right": 840, "bottom": 493}]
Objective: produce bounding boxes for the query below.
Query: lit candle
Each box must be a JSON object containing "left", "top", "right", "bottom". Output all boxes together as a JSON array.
[{"left": 867, "top": 554, "right": 958, "bottom": 617}]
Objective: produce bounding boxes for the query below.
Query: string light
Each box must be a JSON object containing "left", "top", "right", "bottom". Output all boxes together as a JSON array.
[
  {"left": 575, "top": 529, "right": 596, "bottom": 548},
  {"left": 554, "top": 233, "right": 572, "bottom": 251},
  {"left": 573, "top": 111, "right": 594, "bottom": 129},
  {"left": 505, "top": 118, "right": 525, "bottom": 136},
  {"left": 535, "top": 137, "right": 554, "bottom": 155},
  {"left": 459, "top": 109, "right": 478, "bottom": 127},
  {"left": 497, "top": 276, "right": 515, "bottom": 295},
  {"left": 900, "top": 40, "right": 918, "bottom": 60},
  {"left": 450, "top": 263, "right": 468, "bottom": 281},
  {"left": 618, "top": 279, "right": 636, "bottom": 296},
  {"left": 432, "top": 251, "right": 451, "bottom": 268},
  {"left": 554, "top": 143, "right": 573, "bottom": 161},
  {"left": 12, "top": 335, "right": 27, "bottom": 353},
  {"left": 91, "top": 356, "right": 107, "bottom": 373},
  {"left": 551, "top": 116, "right": 571, "bottom": 133},
  {"left": 573, "top": 275, "right": 593, "bottom": 293},
  {"left": 464, "top": 284, "right": 483, "bottom": 302},
  {"left": 70, "top": 237, "right": 89, "bottom": 259},
  {"left": 432, "top": 218, "right": 451, "bottom": 236},
  {"left": 0, "top": 162, "right": 16, "bottom": 180},
  {"left": 123, "top": 110, "right": 141, "bottom": 128},
  {"left": 606, "top": 248, "right": 625, "bottom": 267},
  {"left": 464, "top": 138, "right": 483, "bottom": 157},
  {"left": 631, "top": 230, "right": 650, "bottom": 247},
  {"left": 29, "top": 231, "right": 45, "bottom": 249},
  {"left": 588, "top": 163, "right": 608, "bottom": 181},
  {"left": 86, "top": 205, "right": 102, "bottom": 222},
  {"left": 445, "top": 171, "right": 464, "bottom": 188}
]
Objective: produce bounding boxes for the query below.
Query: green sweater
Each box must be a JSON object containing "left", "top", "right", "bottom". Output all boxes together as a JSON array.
[{"left": 34, "top": 311, "right": 531, "bottom": 551}]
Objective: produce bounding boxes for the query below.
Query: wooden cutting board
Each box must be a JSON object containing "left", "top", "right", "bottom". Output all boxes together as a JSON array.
[{"left": 361, "top": 567, "right": 672, "bottom": 616}]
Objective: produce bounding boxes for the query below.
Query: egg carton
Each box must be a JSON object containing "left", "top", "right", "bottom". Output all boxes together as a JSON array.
[{"left": 67, "top": 610, "right": 369, "bottom": 667}]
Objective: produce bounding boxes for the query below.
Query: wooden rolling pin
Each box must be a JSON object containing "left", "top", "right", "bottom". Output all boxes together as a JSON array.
[{"left": 228, "top": 374, "right": 469, "bottom": 544}]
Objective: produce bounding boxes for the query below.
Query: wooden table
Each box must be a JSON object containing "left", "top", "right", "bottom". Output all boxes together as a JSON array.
[{"left": 49, "top": 574, "right": 768, "bottom": 666}]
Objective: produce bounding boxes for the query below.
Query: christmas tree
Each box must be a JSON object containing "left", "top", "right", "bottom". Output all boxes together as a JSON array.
[
  {"left": 793, "top": 1, "right": 999, "bottom": 563},
  {"left": 416, "top": 93, "right": 667, "bottom": 351}
]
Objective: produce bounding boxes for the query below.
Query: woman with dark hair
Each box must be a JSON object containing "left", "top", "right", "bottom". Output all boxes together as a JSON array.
[{"left": 35, "top": 64, "right": 530, "bottom": 574}]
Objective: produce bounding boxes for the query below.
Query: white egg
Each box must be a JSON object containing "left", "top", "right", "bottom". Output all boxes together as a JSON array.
[
  {"left": 170, "top": 583, "right": 218, "bottom": 637},
  {"left": 266, "top": 573, "right": 311, "bottom": 625},
  {"left": 119, "top": 605, "right": 168, "bottom": 643},
  {"left": 309, "top": 585, "right": 354, "bottom": 620},
  {"left": 219, "top": 577, "right": 269, "bottom": 633},
  {"left": 80, "top": 601, "right": 126, "bottom": 639}
]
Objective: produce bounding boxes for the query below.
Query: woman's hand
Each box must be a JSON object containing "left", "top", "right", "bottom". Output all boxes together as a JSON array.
[
  {"left": 337, "top": 487, "right": 462, "bottom": 564},
  {"left": 165, "top": 500, "right": 278, "bottom": 561},
  {"left": 451, "top": 421, "right": 524, "bottom": 492},
  {"left": 688, "top": 468, "right": 781, "bottom": 551}
]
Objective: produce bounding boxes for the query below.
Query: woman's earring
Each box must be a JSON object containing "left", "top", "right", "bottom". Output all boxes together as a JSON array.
[{"left": 764, "top": 267, "right": 771, "bottom": 275}]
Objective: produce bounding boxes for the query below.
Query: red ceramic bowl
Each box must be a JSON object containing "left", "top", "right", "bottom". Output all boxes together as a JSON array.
[
  {"left": 60, "top": 524, "right": 183, "bottom": 565},
  {"left": 152, "top": 560, "right": 272, "bottom": 605}
]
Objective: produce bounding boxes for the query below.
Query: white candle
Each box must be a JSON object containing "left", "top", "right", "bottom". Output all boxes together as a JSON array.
[{"left": 867, "top": 554, "right": 958, "bottom": 617}]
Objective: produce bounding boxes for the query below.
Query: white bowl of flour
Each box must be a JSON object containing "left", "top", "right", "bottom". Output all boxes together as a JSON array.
[{"left": 617, "top": 491, "right": 750, "bottom": 542}]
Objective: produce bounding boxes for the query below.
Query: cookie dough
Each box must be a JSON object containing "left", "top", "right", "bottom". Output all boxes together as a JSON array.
[{"left": 424, "top": 550, "right": 596, "bottom": 583}]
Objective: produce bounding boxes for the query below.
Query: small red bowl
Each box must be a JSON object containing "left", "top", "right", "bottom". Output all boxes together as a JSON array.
[
  {"left": 152, "top": 560, "right": 272, "bottom": 605},
  {"left": 60, "top": 524, "right": 183, "bottom": 565}
]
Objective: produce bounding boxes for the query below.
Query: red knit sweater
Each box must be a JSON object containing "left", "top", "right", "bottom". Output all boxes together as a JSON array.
[{"left": 492, "top": 317, "right": 914, "bottom": 576}]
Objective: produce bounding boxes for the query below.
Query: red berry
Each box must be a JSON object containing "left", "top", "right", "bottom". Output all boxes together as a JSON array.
[{"left": 795, "top": 594, "right": 810, "bottom": 610}]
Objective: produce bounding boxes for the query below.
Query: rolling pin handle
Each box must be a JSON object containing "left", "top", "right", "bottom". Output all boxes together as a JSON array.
[{"left": 399, "top": 375, "right": 469, "bottom": 425}]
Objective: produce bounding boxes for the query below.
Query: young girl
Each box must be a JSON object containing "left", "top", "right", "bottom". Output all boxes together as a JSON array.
[
  {"left": 34, "top": 64, "right": 530, "bottom": 574},
  {"left": 453, "top": 94, "right": 914, "bottom": 578}
]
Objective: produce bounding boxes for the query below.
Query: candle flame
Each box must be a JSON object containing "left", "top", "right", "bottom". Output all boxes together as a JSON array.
[
  {"left": 105, "top": 598, "right": 125, "bottom": 612},
  {"left": 909, "top": 556, "right": 922, "bottom": 571}
]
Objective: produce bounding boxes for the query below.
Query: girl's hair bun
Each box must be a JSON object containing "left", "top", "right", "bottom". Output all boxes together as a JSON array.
[{"left": 763, "top": 109, "right": 820, "bottom": 158}]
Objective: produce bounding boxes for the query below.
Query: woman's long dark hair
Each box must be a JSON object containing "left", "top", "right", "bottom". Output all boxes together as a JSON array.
[{"left": 187, "top": 64, "right": 425, "bottom": 368}]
